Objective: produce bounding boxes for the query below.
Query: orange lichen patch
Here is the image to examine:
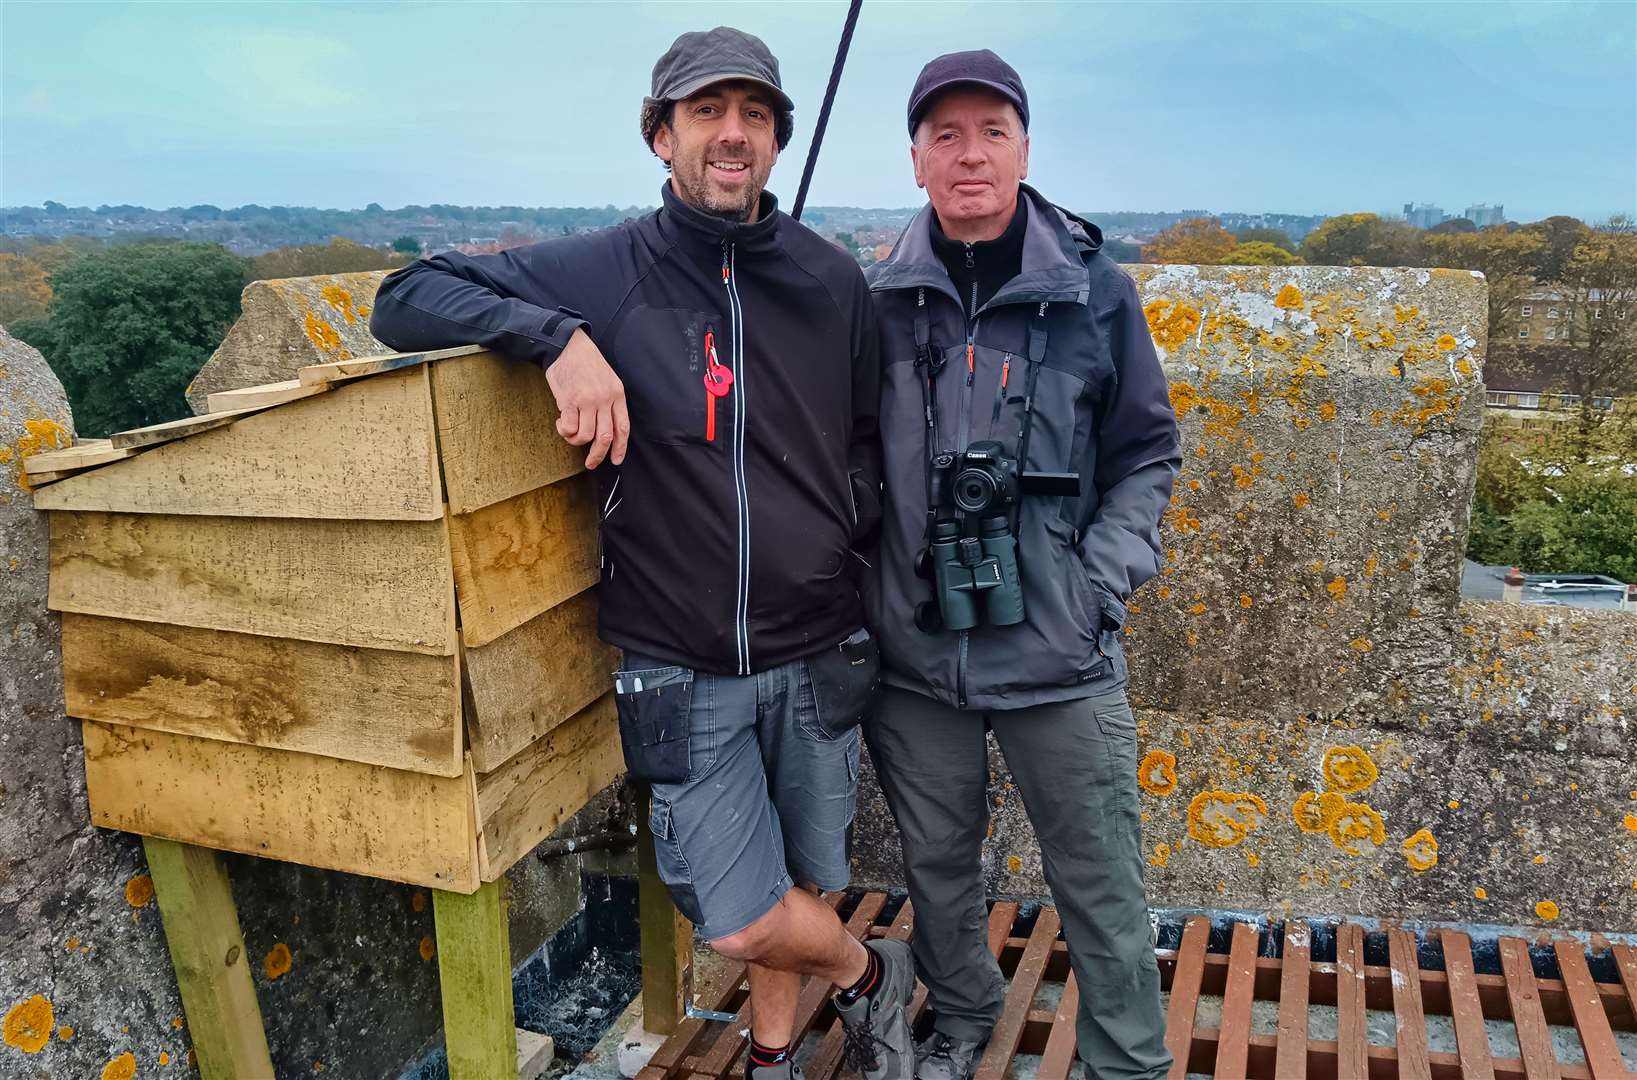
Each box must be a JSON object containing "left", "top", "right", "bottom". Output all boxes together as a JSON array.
[
  {"left": 1292, "top": 493, "right": 1310, "bottom": 509},
  {"left": 264, "top": 942, "right": 293, "bottom": 980},
  {"left": 1187, "top": 601, "right": 1207, "bottom": 615},
  {"left": 1394, "top": 304, "right": 1420, "bottom": 324},
  {"left": 1349, "top": 638, "right": 1373, "bottom": 653},
  {"left": 1436, "top": 334, "right": 1457, "bottom": 351},
  {"left": 1246, "top": 852, "right": 1261, "bottom": 867},
  {"left": 1474, "top": 887, "right": 1487, "bottom": 900},
  {"left": 1328, "top": 801, "right": 1386, "bottom": 856},
  {"left": 1239, "top": 594, "right": 1253, "bottom": 608},
  {"left": 160, "top": 1051, "right": 171, "bottom": 1065},
  {"left": 1454, "top": 358, "right": 1473, "bottom": 376},
  {"left": 125, "top": 874, "right": 154, "bottom": 908},
  {"left": 1317, "top": 401, "right": 1337, "bottom": 422},
  {"left": 64, "top": 937, "right": 80, "bottom": 951},
  {"left": 101, "top": 1052, "right": 137, "bottom": 1080},
  {"left": 1292, "top": 790, "right": 1345, "bottom": 833},
  {"left": 1402, "top": 829, "right": 1439, "bottom": 872},
  {"left": 1321, "top": 746, "right": 1378, "bottom": 794},
  {"left": 1145, "top": 300, "right": 1201, "bottom": 352},
  {"left": 1326, "top": 577, "right": 1348, "bottom": 601},
  {"left": 303, "top": 310, "right": 345, "bottom": 355},
  {"left": 1447, "top": 799, "right": 1460, "bottom": 810},
  {"left": 1187, "top": 790, "right": 1267, "bottom": 849},
  {"left": 57, "top": 1025, "right": 74, "bottom": 1041},
  {"left": 1533, "top": 854, "right": 1546, "bottom": 865},
  {"left": 1535, "top": 900, "right": 1559, "bottom": 921},
  {"left": 419, "top": 935, "right": 436, "bottom": 962},
  {"left": 320, "top": 285, "right": 358, "bottom": 323},
  {"left": 1169, "top": 506, "right": 1202, "bottom": 532},
  {"left": 1623, "top": 814, "right": 1637, "bottom": 833},
  {"left": 1148, "top": 842, "right": 1171, "bottom": 868},
  {"left": 412, "top": 891, "right": 427, "bottom": 913},
  {"left": 1138, "top": 750, "right": 1178, "bottom": 796},
  {"left": 3, "top": 995, "right": 54, "bottom": 1053},
  {"left": 171, "top": 1015, "right": 184, "bottom": 1030},
  {"left": 1169, "top": 381, "right": 1201, "bottom": 416},
  {"left": 1274, "top": 284, "right": 1304, "bottom": 310}
]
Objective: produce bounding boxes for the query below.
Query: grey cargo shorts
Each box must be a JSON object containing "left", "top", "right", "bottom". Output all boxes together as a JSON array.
[{"left": 615, "top": 629, "right": 880, "bottom": 941}]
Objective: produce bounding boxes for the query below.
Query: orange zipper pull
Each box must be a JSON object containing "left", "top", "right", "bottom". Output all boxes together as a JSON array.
[
  {"left": 706, "top": 390, "right": 716, "bottom": 442},
  {"left": 967, "top": 342, "right": 975, "bottom": 373}
]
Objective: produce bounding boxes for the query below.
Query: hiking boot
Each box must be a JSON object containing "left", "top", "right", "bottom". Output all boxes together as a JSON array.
[
  {"left": 914, "top": 1032, "right": 984, "bottom": 1080},
  {"left": 749, "top": 1061, "right": 805, "bottom": 1080},
  {"left": 833, "top": 938, "right": 915, "bottom": 1080}
]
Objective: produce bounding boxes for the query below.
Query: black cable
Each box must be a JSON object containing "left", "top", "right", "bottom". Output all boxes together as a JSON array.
[{"left": 791, "top": 0, "right": 864, "bottom": 222}]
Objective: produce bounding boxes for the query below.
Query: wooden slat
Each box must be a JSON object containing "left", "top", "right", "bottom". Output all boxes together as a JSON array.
[
  {"left": 434, "top": 879, "right": 518, "bottom": 1080},
  {"left": 1500, "top": 938, "right": 1561, "bottom": 1080},
  {"left": 34, "top": 367, "right": 444, "bottom": 519},
  {"left": 142, "top": 837, "right": 274, "bottom": 1080},
  {"left": 206, "top": 378, "right": 329, "bottom": 413},
  {"left": 474, "top": 694, "right": 622, "bottom": 881},
  {"left": 1037, "top": 972, "right": 1079, "bottom": 1080},
  {"left": 62, "top": 613, "right": 463, "bottom": 775},
  {"left": 83, "top": 721, "right": 480, "bottom": 892},
  {"left": 109, "top": 407, "right": 260, "bottom": 450},
  {"left": 1389, "top": 928, "right": 1433, "bottom": 1080},
  {"left": 1165, "top": 916, "right": 1211, "bottom": 1080},
  {"left": 1185, "top": 1028, "right": 1597, "bottom": 1080},
  {"left": 1552, "top": 941, "right": 1625, "bottom": 1079},
  {"left": 430, "top": 349, "right": 585, "bottom": 514},
  {"left": 1215, "top": 921, "right": 1259, "bottom": 1079},
  {"left": 1441, "top": 929, "right": 1498, "bottom": 1080},
  {"left": 296, "top": 345, "right": 478, "bottom": 386},
  {"left": 49, "top": 510, "right": 457, "bottom": 654},
  {"left": 975, "top": 906, "right": 1060, "bottom": 1080},
  {"left": 1616, "top": 945, "right": 1637, "bottom": 1024},
  {"left": 448, "top": 475, "right": 600, "bottom": 647},
  {"left": 20, "top": 438, "right": 135, "bottom": 481},
  {"left": 637, "top": 964, "right": 747, "bottom": 1080},
  {"left": 464, "top": 589, "right": 617, "bottom": 772},
  {"left": 1275, "top": 921, "right": 1311, "bottom": 1080}
]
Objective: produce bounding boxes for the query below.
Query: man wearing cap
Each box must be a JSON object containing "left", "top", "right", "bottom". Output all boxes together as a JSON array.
[
  {"left": 371, "top": 27, "right": 915, "bottom": 1080},
  {"left": 863, "top": 51, "right": 1178, "bottom": 1080}
]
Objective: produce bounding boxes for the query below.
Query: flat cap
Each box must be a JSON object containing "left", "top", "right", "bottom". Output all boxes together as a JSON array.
[
  {"left": 907, "top": 49, "right": 1028, "bottom": 135},
  {"left": 651, "top": 26, "right": 794, "bottom": 113}
]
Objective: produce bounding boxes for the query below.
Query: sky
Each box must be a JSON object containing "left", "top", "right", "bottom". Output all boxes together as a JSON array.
[{"left": 2, "top": 0, "right": 1633, "bottom": 223}]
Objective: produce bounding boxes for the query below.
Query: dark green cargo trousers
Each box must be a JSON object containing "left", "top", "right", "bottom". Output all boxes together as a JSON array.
[{"left": 864, "top": 684, "right": 1171, "bottom": 1080}]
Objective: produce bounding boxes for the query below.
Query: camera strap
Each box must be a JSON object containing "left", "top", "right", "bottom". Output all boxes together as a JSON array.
[
  {"left": 1011, "top": 303, "right": 1051, "bottom": 537},
  {"left": 912, "top": 289, "right": 946, "bottom": 543}
]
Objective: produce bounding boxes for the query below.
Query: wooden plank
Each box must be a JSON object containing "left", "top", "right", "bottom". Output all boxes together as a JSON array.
[
  {"left": 1500, "top": 937, "right": 1563, "bottom": 1080},
  {"left": 434, "top": 879, "right": 518, "bottom": 1080},
  {"left": 1389, "top": 928, "right": 1433, "bottom": 1080},
  {"left": 142, "top": 837, "right": 274, "bottom": 1080},
  {"left": 1616, "top": 945, "right": 1637, "bottom": 1026},
  {"left": 1183, "top": 1029, "right": 1594, "bottom": 1080},
  {"left": 976, "top": 906, "right": 1060, "bottom": 1080},
  {"left": 34, "top": 367, "right": 444, "bottom": 520},
  {"left": 639, "top": 785, "right": 695, "bottom": 1040},
  {"left": 83, "top": 721, "right": 480, "bottom": 892},
  {"left": 1275, "top": 921, "right": 1311, "bottom": 1080},
  {"left": 109, "top": 406, "right": 260, "bottom": 450},
  {"left": 296, "top": 344, "right": 479, "bottom": 387},
  {"left": 20, "top": 438, "right": 135, "bottom": 482},
  {"left": 430, "top": 348, "right": 586, "bottom": 514},
  {"left": 206, "top": 378, "right": 330, "bottom": 413},
  {"left": 1552, "top": 942, "right": 1625, "bottom": 1079},
  {"left": 474, "top": 694, "right": 622, "bottom": 881},
  {"left": 62, "top": 613, "right": 462, "bottom": 776},
  {"left": 448, "top": 474, "right": 600, "bottom": 648},
  {"left": 1165, "top": 916, "right": 1211, "bottom": 1080},
  {"left": 1038, "top": 972, "right": 1079, "bottom": 1080},
  {"left": 464, "top": 589, "right": 617, "bottom": 772},
  {"left": 49, "top": 510, "right": 457, "bottom": 654},
  {"left": 1441, "top": 930, "right": 1498, "bottom": 1080},
  {"left": 1215, "top": 921, "right": 1259, "bottom": 1079}
]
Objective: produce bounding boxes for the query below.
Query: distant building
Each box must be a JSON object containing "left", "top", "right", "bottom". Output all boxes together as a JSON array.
[
  {"left": 1403, "top": 202, "right": 1447, "bottom": 229},
  {"left": 1484, "top": 286, "right": 1634, "bottom": 426},
  {"left": 1463, "top": 204, "right": 1505, "bottom": 228},
  {"left": 1461, "top": 561, "right": 1633, "bottom": 612}
]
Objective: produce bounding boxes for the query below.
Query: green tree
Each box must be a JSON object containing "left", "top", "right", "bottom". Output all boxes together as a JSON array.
[
  {"left": 24, "top": 242, "right": 248, "bottom": 437},
  {"left": 1506, "top": 470, "right": 1637, "bottom": 581},
  {"left": 1220, "top": 241, "right": 1301, "bottom": 266},
  {"left": 1232, "top": 227, "right": 1295, "bottom": 252},
  {"left": 250, "top": 237, "right": 405, "bottom": 281},
  {"left": 1300, "top": 213, "right": 1424, "bottom": 267},
  {"left": 391, "top": 235, "right": 422, "bottom": 256}
]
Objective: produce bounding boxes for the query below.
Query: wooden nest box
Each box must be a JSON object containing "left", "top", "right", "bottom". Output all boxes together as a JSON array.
[{"left": 28, "top": 347, "right": 621, "bottom": 893}]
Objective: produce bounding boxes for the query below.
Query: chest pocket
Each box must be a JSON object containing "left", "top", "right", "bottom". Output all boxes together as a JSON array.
[{"left": 614, "top": 306, "right": 723, "bottom": 447}]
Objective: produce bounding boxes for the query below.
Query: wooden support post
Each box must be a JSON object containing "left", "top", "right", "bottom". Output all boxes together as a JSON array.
[
  {"left": 434, "top": 879, "right": 518, "bottom": 1080},
  {"left": 638, "top": 786, "right": 691, "bottom": 1035},
  {"left": 141, "top": 836, "right": 274, "bottom": 1080}
]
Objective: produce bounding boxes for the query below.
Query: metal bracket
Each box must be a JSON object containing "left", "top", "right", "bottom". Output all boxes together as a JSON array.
[{"left": 681, "top": 961, "right": 740, "bottom": 1024}]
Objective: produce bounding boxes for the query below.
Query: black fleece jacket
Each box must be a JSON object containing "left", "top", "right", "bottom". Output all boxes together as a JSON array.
[{"left": 370, "top": 184, "right": 881, "bottom": 676}]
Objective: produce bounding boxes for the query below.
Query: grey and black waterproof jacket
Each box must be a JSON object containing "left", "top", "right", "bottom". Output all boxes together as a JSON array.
[
  {"left": 865, "top": 185, "right": 1180, "bottom": 710},
  {"left": 370, "top": 185, "right": 880, "bottom": 677}
]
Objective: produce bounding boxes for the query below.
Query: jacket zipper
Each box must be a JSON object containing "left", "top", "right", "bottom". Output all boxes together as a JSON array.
[
  {"left": 956, "top": 279, "right": 980, "bottom": 709},
  {"left": 723, "top": 242, "right": 751, "bottom": 675}
]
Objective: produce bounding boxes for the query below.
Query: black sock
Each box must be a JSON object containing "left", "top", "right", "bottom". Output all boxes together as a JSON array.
[
  {"left": 837, "top": 946, "right": 881, "bottom": 1003},
  {"left": 749, "top": 1039, "right": 791, "bottom": 1070}
]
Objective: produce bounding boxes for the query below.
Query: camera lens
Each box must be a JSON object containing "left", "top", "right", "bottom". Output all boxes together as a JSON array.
[{"left": 954, "top": 467, "right": 997, "bottom": 514}]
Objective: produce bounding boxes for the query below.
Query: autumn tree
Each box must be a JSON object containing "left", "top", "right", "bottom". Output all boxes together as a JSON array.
[
  {"left": 250, "top": 237, "right": 406, "bottom": 281},
  {"left": 1423, "top": 226, "right": 1546, "bottom": 343},
  {"left": 0, "top": 253, "right": 52, "bottom": 327},
  {"left": 1555, "top": 228, "right": 1637, "bottom": 457},
  {"left": 1232, "top": 227, "right": 1295, "bottom": 252},
  {"left": 1141, "top": 218, "right": 1236, "bottom": 264},
  {"left": 1221, "top": 241, "right": 1301, "bottom": 266},
  {"left": 1300, "top": 213, "right": 1423, "bottom": 267}
]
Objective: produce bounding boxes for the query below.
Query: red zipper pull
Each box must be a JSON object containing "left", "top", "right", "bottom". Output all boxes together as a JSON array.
[
  {"left": 706, "top": 390, "right": 716, "bottom": 442},
  {"left": 1000, "top": 356, "right": 1010, "bottom": 388},
  {"left": 967, "top": 342, "right": 975, "bottom": 373}
]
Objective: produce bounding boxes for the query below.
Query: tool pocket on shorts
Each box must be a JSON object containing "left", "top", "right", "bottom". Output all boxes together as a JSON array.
[
  {"left": 803, "top": 628, "right": 881, "bottom": 741},
  {"left": 614, "top": 666, "right": 694, "bottom": 783}
]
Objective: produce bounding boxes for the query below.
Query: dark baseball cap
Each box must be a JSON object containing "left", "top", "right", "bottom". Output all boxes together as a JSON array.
[
  {"left": 906, "top": 50, "right": 1029, "bottom": 135},
  {"left": 650, "top": 26, "right": 794, "bottom": 114}
]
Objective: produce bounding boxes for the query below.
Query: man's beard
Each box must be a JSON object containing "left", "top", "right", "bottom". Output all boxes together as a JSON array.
[{"left": 673, "top": 150, "right": 765, "bottom": 222}]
